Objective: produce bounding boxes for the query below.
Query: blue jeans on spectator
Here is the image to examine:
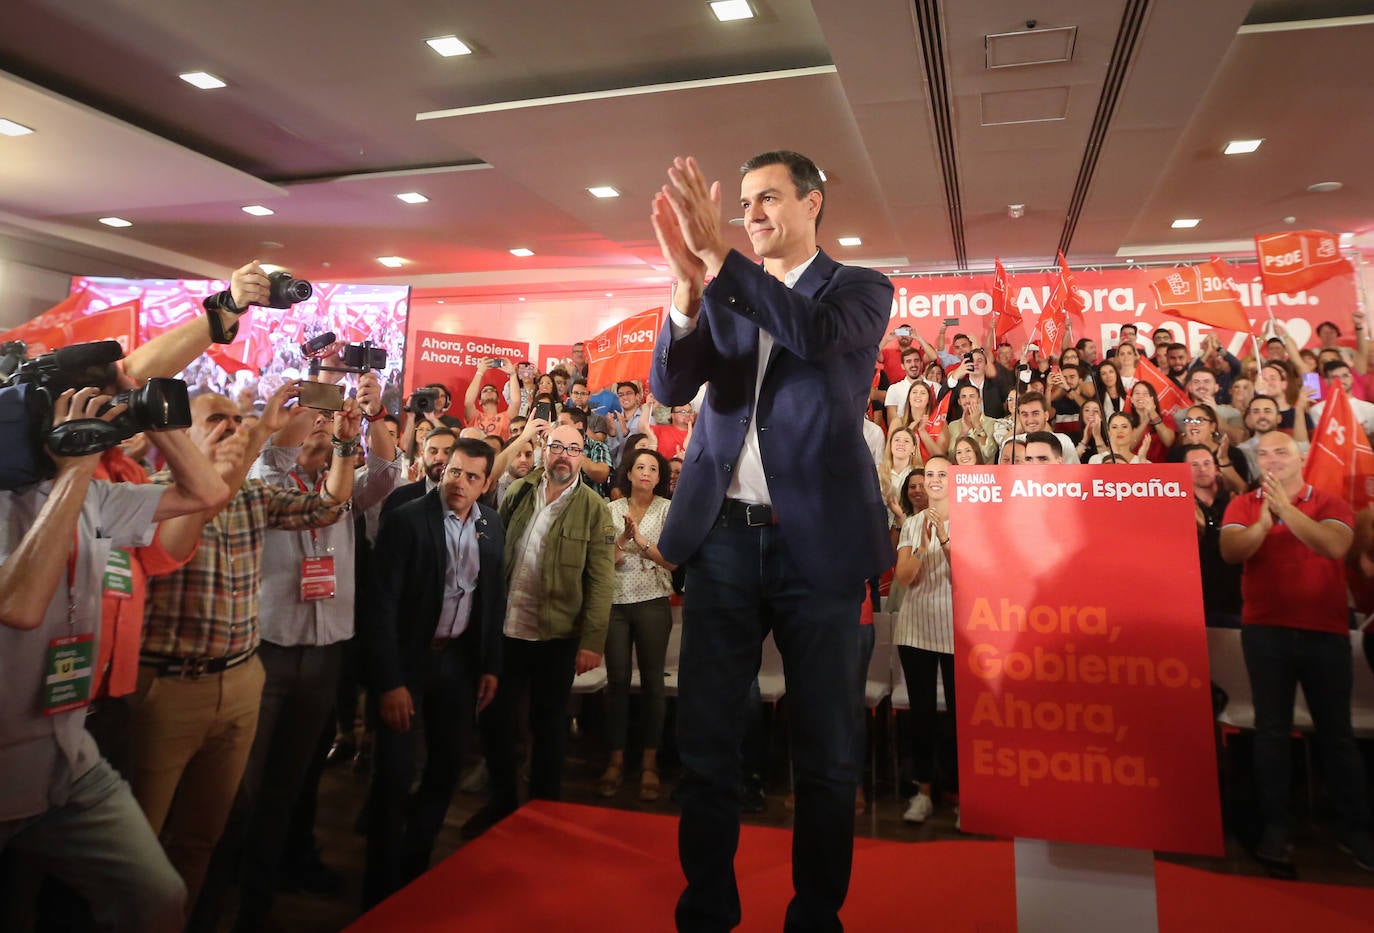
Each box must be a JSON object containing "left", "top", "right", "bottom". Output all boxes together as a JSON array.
[
  {"left": 1, "top": 759, "right": 186, "bottom": 933},
  {"left": 675, "top": 520, "right": 863, "bottom": 933},
  {"left": 1242, "top": 624, "right": 1371, "bottom": 842}
]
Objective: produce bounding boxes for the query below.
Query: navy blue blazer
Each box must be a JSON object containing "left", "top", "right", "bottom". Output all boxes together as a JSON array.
[
  {"left": 360, "top": 490, "right": 506, "bottom": 693},
  {"left": 651, "top": 248, "right": 895, "bottom": 590}
]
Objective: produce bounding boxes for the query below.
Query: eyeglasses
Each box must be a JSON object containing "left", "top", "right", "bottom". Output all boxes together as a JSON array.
[{"left": 546, "top": 441, "right": 583, "bottom": 457}]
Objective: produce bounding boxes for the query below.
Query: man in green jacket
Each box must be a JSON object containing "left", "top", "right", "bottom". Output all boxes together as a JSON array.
[{"left": 462, "top": 424, "right": 616, "bottom": 838}]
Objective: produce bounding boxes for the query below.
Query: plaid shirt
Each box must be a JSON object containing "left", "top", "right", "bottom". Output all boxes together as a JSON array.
[{"left": 142, "top": 476, "right": 348, "bottom": 658}]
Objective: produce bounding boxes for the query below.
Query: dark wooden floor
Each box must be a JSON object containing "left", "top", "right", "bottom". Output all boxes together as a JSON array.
[{"left": 245, "top": 703, "right": 1373, "bottom": 933}]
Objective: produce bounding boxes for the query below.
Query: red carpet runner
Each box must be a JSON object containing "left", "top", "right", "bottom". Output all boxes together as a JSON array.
[{"left": 348, "top": 801, "right": 1374, "bottom": 932}]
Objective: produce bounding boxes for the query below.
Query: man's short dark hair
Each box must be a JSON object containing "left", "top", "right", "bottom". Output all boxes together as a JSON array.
[
  {"left": 740, "top": 150, "right": 826, "bottom": 230},
  {"left": 449, "top": 436, "right": 494, "bottom": 478},
  {"left": 615, "top": 381, "right": 640, "bottom": 395},
  {"left": 1323, "top": 359, "right": 1352, "bottom": 377},
  {"left": 561, "top": 407, "right": 588, "bottom": 430},
  {"left": 614, "top": 448, "right": 672, "bottom": 499},
  {"left": 1167, "top": 342, "right": 1188, "bottom": 354},
  {"left": 1180, "top": 443, "right": 1216, "bottom": 467}
]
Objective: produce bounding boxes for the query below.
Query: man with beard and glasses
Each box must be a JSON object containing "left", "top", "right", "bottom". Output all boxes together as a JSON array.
[
  {"left": 461, "top": 424, "right": 615, "bottom": 839},
  {"left": 380, "top": 428, "right": 457, "bottom": 518}
]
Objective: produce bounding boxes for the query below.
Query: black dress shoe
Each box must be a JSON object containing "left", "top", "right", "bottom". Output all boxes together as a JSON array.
[{"left": 460, "top": 803, "right": 514, "bottom": 840}]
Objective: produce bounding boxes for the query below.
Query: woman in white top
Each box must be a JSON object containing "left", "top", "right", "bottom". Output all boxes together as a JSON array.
[
  {"left": 1088, "top": 411, "right": 1150, "bottom": 464},
  {"left": 600, "top": 448, "right": 676, "bottom": 802},
  {"left": 893, "top": 455, "right": 956, "bottom": 824}
]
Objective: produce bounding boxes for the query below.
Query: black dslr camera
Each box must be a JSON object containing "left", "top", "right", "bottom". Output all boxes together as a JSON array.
[
  {"left": 0, "top": 340, "right": 191, "bottom": 489},
  {"left": 404, "top": 387, "right": 442, "bottom": 414},
  {"left": 262, "top": 271, "right": 313, "bottom": 309}
]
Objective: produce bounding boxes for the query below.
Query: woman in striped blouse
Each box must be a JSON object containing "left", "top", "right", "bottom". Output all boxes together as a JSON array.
[{"left": 893, "top": 455, "right": 956, "bottom": 824}]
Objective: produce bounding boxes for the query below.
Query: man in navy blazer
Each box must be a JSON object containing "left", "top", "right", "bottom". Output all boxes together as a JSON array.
[
  {"left": 651, "top": 151, "right": 894, "bottom": 932},
  {"left": 358, "top": 437, "right": 505, "bottom": 909}
]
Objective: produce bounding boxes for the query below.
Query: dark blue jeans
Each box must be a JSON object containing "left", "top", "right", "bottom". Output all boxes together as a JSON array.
[
  {"left": 675, "top": 520, "right": 864, "bottom": 933},
  {"left": 1241, "top": 624, "right": 1370, "bottom": 841}
]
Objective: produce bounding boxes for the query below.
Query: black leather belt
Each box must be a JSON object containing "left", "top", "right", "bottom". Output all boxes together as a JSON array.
[
  {"left": 139, "top": 649, "right": 256, "bottom": 679},
  {"left": 719, "top": 499, "right": 778, "bottom": 527}
]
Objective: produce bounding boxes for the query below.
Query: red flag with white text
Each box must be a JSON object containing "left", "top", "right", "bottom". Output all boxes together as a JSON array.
[
  {"left": 1055, "top": 251, "right": 1087, "bottom": 324},
  {"left": 1304, "top": 383, "right": 1374, "bottom": 510},
  {"left": 992, "top": 259, "right": 1021, "bottom": 340},
  {"left": 1151, "top": 258, "right": 1253, "bottom": 334},
  {"left": 1132, "top": 356, "right": 1191, "bottom": 422},
  {"left": 585, "top": 307, "right": 664, "bottom": 391},
  {"left": 1255, "top": 230, "right": 1354, "bottom": 295}
]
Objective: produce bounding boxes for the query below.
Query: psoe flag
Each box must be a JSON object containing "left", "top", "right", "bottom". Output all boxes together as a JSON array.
[
  {"left": 1304, "top": 383, "right": 1374, "bottom": 510},
  {"left": 585, "top": 307, "right": 663, "bottom": 391},
  {"left": 1150, "top": 259, "right": 1253, "bottom": 334},
  {"left": 1255, "top": 229, "right": 1354, "bottom": 295}
]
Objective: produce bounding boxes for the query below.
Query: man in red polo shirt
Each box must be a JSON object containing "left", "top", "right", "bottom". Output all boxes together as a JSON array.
[{"left": 1220, "top": 430, "right": 1373, "bottom": 877}]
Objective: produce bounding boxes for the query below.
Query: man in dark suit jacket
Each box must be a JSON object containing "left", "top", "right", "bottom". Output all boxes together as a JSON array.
[
  {"left": 359, "top": 437, "right": 505, "bottom": 909},
  {"left": 651, "top": 151, "right": 895, "bottom": 932}
]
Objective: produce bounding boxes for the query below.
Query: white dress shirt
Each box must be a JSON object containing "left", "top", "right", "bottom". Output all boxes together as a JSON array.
[{"left": 669, "top": 251, "right": 820, "bottom": 506}]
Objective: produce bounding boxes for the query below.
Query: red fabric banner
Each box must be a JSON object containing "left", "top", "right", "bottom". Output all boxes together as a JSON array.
[
  {"left": 405, "top": 331, "right": 530, "bottom": 413},
  {"left": 1131, "top": 356, "right": 1191, "bottom": 421},
  {"left": 1304, "top": 383, "right": 1374, "bottom": 510},
  {"left": 991, "top": 259, "right": 1020, "bottom": 340},
  {"left": 585, "top": 307, "right": 663, "bottom": 391},
  {"left": 949, "top": 464, "right": 1222, "bottom": 855},
  {"left": 1151, "top": 258, "right": 1254, "bottom": 334},
  {"left": 1255, "top": 230, "right": 1355, "bottom": 296},
  {"left": 0, "top": 296, "right": 140, "bottom": 356}
]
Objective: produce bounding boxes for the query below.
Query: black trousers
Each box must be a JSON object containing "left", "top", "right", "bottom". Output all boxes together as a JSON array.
[
  {"left": 363, "top": 635, "right": 479, "bottom": 909},
  {"left": 481, "top": 636, "right": 580, "bottom": 810}
]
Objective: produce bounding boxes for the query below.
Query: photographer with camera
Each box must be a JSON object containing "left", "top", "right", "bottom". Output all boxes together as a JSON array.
[
  {"left": 123, "top": 381, "right": 357, "bottom": 908},
  {"left": 0, "top": 383, "right": 230, "bottom": 933},
  {"left": 193, "top": 359, "right": 402, "bottom": 931}
]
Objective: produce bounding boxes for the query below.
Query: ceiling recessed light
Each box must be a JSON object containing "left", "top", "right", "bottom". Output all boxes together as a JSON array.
[
  {"left": 377, "top": 256, "right": 406, "bottom": 268},
  {"left": 1223, "top": 138, "right": 1263, "bottom": 155},
  {"left": 396, "top": 192, "right": 429, "bottom": 204},
  {"left": 426, "top": 35, "right": 472, "bottom": 57},
  {"left": 1307, "top": 181, "right": 1343, "bottom": 193},
  {"left": 98, "top": 217, "right": 132, "bottom": 228},
  {"left": 179, "top": 71, "right": 227, "bottom": 90},
  {"left": 0, "top": 118, "right": 34, "bottom": 137},
  {"left": 837, "top": 236, "right": 863, "bottom": 247},
  {"left": 587, "top": 186, "right": 620, "bottom": 199},
  {"left": 509, "top": 248, "right": 535, "bottom": 257},
  {"left": 1171, "top": 218, "right": 1200, "bottom": 229},
  {"left": 710, "top": 0, "right": 755, "bottom": 22},
  {"left": 242, "top": 205, "right": 274, "bottom": 216}
]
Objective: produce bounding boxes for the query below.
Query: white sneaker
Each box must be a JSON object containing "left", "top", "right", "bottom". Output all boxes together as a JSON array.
[{"left": 903, "top": 792, "right": 933, "bottom": 824}]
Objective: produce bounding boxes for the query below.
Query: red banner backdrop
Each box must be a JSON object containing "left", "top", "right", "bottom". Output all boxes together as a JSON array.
[
  {"left": 406, "top": 331, "right": 529, "bottom": 413},
  {"left": 949, "top": 464, "right": 1223, "bottom": 856},
  {"left": 888, "top": 261, "right": 1360, "bottom": 357}
]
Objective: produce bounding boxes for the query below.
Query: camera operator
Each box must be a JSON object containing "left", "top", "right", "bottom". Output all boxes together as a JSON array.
[
  {"left": 123, "top": 381, "right": 358, "bottom": 908},
  {"left": 193, "top": 364, "right": 402, "bottom": 932},
  {"left": 0, "top": 387, "right": 230, "bottom": 933}
]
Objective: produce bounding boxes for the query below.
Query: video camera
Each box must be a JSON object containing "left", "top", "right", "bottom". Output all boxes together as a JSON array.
[
  {"left": 297, "top": 331, "right": 388, "bottom": 411},
  {"left": 0, "top": 340, "right": 191, "bottom": 489}
]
